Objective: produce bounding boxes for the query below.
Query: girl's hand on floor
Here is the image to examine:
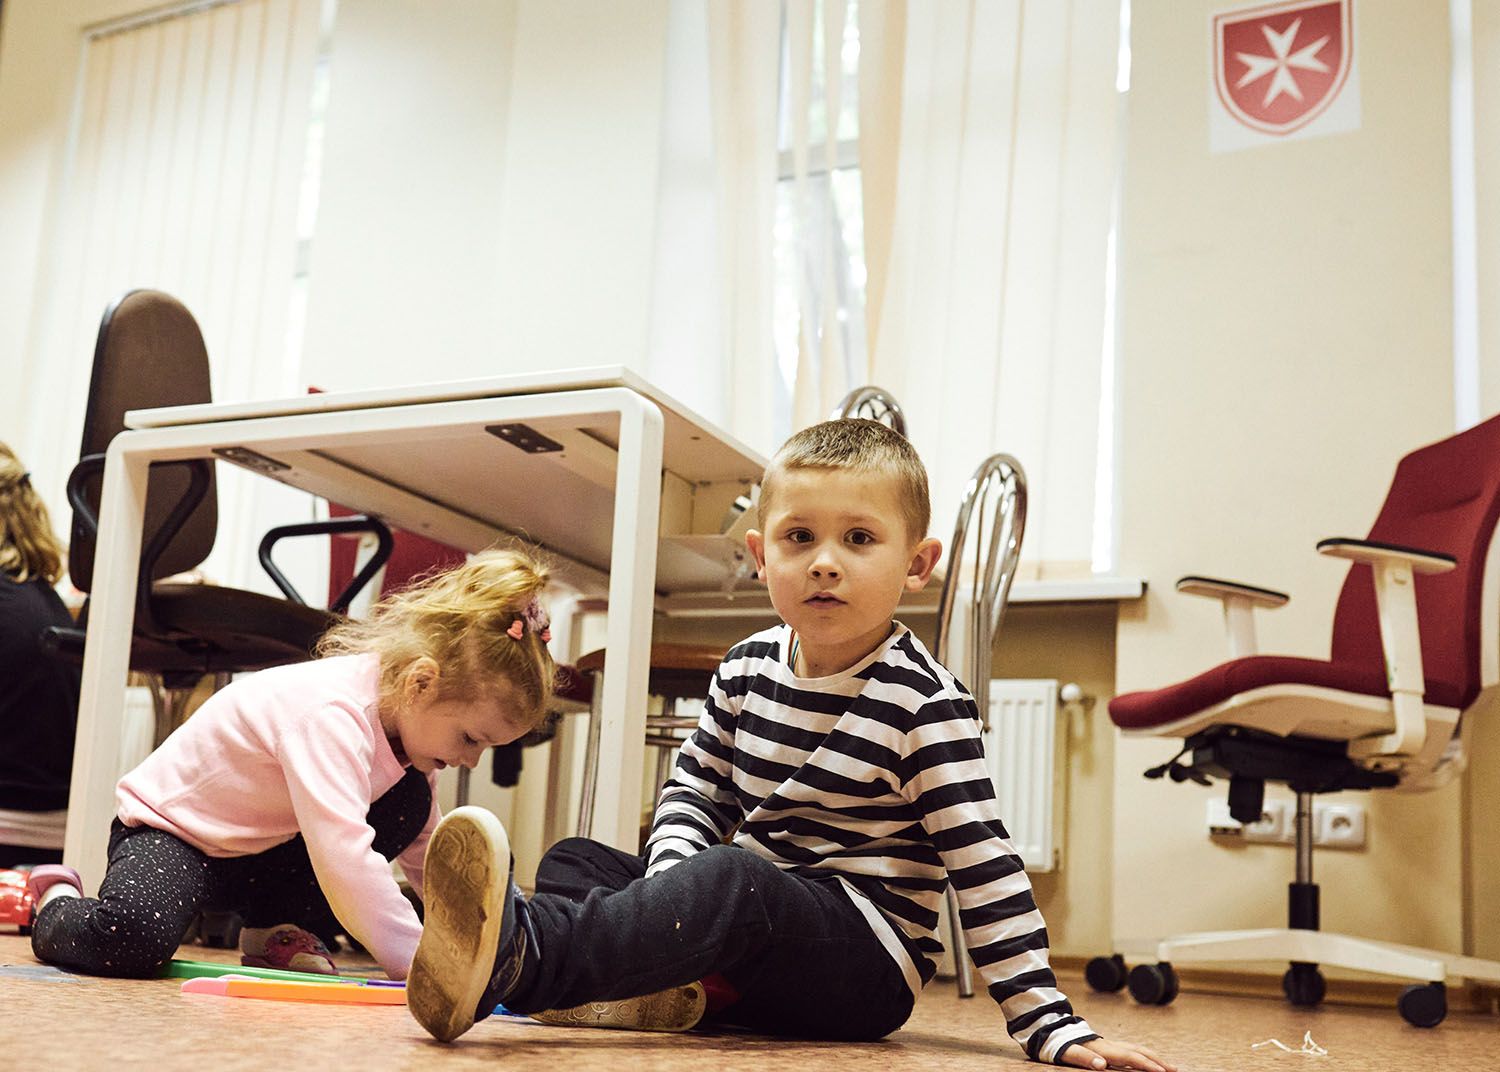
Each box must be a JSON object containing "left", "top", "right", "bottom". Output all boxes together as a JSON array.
[{"left": 1059, "top": 1037, "right": 1175, "bottom": 1072}]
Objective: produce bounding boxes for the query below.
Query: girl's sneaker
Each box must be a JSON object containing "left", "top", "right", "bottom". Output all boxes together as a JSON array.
[
  {"left": 25, "top": 864, "right": 83, "bottom": 918},
  {"left": 530, "top": 981, "right": 706, "bottom": 1032},
  {"left": 241, "top": 923, "right": 338, "bottom": 974}
]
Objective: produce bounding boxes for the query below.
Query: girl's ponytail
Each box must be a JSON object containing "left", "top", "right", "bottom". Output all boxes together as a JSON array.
[{"left": 319, "top": 547, "right": 557, "bottom": 727}]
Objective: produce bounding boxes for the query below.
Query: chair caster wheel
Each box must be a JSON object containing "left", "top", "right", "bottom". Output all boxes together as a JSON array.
[
  {"left": 1127, "top": 961, "right": 1179, "bottom": 1006},
  {"left": 1085, "top": 954, "right": 1128, "bottom": 993},
  {"left": 1398, "top": 983, "right": 1446, "bottom": 1028},
  {"left": 1282, "top": 963, "right": 1326, "bottom": 1007}
]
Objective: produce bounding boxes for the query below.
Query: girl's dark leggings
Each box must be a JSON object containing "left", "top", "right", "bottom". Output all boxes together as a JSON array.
[{"left": 30, "top": 768, "right": 429, "bottom": 978}]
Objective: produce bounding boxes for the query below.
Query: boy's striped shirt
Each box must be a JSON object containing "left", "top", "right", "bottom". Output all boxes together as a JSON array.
[{"left": 644, "top": 623, "right": 1097, "bottom": 1064}]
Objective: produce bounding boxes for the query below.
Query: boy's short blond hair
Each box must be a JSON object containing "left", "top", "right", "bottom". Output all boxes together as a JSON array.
[{"left": 757, "top": 419, "right": 930, "bottom": 542}]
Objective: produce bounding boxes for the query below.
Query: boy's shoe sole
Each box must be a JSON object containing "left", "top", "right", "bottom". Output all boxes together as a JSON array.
[
  {"left": 531, "top": 981, "right": 706, "bottom": 1033},
  {"left": 407, "top": 806, "right": 512, "bottom": 1043}
]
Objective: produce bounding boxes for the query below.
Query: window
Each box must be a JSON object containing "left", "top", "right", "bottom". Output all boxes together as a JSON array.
[{"left": 772, "top": 0, "right": 866, "bottom": 444}]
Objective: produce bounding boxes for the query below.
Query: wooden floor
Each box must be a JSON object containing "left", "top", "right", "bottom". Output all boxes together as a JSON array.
[{"left": 3, "top": 932, "right": 1495, "bottom": 1069}]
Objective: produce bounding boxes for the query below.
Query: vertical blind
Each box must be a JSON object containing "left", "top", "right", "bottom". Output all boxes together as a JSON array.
[{"left": 25, "top": 0, "right": 324, "bottom": 591}]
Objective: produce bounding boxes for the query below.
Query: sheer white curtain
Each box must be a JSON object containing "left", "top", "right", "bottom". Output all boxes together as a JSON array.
[
  {"left": 709, "top": 1, "right": 782, "bottom": 456},
  {"left": 644, "top": 0, "right": 781, "bottom": 458},
  {"left": 781, "top": 0, "right": 867, "bottom": 434},
  {"left": 19, "top": 0, "right": 325, "bottom": 592},
  {"left": 860, "top": 0, "right": 1122, "bottom": 574}
]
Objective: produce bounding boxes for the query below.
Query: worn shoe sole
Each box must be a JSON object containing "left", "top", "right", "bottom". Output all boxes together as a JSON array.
[
  {"left": 531, "top": 981, "right": 706, "bottom": 1033},
  {"left": 408, "top": 806, "right": 512, "bottom": 1042}
]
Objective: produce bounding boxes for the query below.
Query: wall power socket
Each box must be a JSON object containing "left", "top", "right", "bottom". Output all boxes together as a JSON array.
[{"left": 1206, "top": 798, "right": 1366, "bottom": 849}]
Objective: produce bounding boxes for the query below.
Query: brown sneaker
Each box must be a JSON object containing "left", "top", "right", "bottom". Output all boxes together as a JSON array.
[
  {"left": 531, "top": 981, "right": 706, "bottom": 1033},
  {"left": 408, "top": 806, "right": 518, "bottom": 1043}
]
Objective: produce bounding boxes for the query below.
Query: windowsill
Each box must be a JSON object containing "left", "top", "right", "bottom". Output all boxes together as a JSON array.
[
  {"left": 1006, "top": 576, "right": 1146, "bottom": 604},
  {"left": 659, "top": 576, "right": 1145, "bottom": 617}
]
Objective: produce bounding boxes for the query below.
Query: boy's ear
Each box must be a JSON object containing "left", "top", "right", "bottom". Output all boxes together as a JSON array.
[
  {"left": 745, "top": 530, "right": 767, "bottom": 582},
  {"left": 904, "top": 538, "right": 943, "bottom": 592}
]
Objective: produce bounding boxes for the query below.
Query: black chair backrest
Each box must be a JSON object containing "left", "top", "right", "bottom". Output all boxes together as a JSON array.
[
  {"left": 1330, "top": 412, "right": 1500, "bottom": 708},
  {"left": 69, "top": 290, "right": 217, "bottom": 592}
]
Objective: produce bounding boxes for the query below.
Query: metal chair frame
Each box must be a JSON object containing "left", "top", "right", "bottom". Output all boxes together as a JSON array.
[
  {"left": 831, "top": 385, "right": 908, "bottom": 435},
  {"left": 932, "top": 453, "right": 1029, "bottom": 997}
]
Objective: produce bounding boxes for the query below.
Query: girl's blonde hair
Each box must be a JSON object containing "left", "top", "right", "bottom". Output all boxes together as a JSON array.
[
  {"left": 317, "top": 547, "right": 556, "bottom": 728},
  {"left": 0, "top": 442, "right": 65, "bottom": 585}
]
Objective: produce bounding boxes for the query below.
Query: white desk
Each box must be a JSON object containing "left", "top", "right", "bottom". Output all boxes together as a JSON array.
[{"left": 64, "top": 367, "right": 766, "bottom": 892}]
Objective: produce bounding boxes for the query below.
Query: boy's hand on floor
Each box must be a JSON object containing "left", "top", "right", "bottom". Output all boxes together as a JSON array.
[{"left": 1059, "top": 1038, "right": 1175, "bottom": 1072}]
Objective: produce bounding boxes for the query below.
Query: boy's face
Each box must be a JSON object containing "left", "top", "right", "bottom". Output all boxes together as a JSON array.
[{"left": 746, "top": 467, "right": 941, "bottom": 677}]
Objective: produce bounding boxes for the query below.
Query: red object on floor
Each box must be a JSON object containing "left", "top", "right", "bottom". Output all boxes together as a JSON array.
[
  {"left": 700, "top": 971, "right": 740, "bottom": 1014},
  {"left": 0, "top": 869, "right": 36, "bottom": 932}
]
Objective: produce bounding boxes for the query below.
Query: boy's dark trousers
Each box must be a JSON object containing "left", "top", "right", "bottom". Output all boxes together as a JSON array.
[{"left": 512, "top": 838, "right": 915, "bottom": 1041}]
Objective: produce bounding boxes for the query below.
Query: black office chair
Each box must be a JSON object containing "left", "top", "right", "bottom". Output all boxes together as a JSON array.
[{"left": 43, "top": 290, "right": 392, "bottom": 738}]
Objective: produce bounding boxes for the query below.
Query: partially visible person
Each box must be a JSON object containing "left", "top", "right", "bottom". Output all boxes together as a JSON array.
[
  {"left": 406, "top": 420, "right": 1173, "bottom": 1071},
  {"left": 28, "top": 548, "right": 557, "bottom": 980},
  {"left": 0, "top": 443, "right": 79, "bottom": 868}
]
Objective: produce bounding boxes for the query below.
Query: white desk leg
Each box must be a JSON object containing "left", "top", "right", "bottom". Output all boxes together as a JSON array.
[
  {"left": 587, "top": 396, "right": 664, "bottom": 851},
  {"left": 63, "top": 445, "right": 149, "bottom": 894}
]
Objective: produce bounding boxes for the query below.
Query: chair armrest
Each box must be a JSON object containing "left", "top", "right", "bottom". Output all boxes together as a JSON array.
[
  {"left": 1176, "top": 575, "right": 1290, "bottom": 607},
  {"left": 1317, "top": 538, "right": 1452, "bottom": 763},
  {"left": 1316, "top": 537, "right": 1457, "bottom": 574},
  {"left": 1175, "top": 575, "right": 1288, "bottom": 658},
  {"left": 68, "top": 452, "right": 212, "bottom": 635},
  {"left": 258, "top": 515, "right": 395, "bottom": 613}
]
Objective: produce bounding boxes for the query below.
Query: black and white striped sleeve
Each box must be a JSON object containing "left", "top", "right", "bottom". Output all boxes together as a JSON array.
[
  {"left": 898, "top": 696, "right": 1098, "bottom": 1065},
  {"left": 643, "top": 663, "right": 744, "bottom": 876}
]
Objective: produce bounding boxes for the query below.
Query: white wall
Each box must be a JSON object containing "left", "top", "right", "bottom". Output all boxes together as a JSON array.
[
  {"left": 1113, "top": 0, "right": 1463, "bottom": 955},
  {"left": 302, "top": 0, "right": 674, "bottom": 394},
  {"left": 300, "top": 0, "right": 519, "bottom": 392}
]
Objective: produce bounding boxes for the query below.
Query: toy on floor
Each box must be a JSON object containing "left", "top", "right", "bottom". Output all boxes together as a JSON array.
[
  {"left": 0, "top": 869, "right": 36, "bottom": 934},
  {"left": 162, "top": 957, "right": 369, "bottom": 983},
  {"left": 182, "top": 975, "right": 407, "bottom": 1005},
  {"left": 169, "top": 959, "right": 524, "bottom": 1017}
]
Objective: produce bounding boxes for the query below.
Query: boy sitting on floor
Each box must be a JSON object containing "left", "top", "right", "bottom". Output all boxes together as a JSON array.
[{"left": 407, "top": 419, "right": 1172, "bottom": 1071}]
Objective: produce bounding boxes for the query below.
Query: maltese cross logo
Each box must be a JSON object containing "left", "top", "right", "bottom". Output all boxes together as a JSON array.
[{"left": 1214, "top": 1, "right": 1351, "bottom": 135}]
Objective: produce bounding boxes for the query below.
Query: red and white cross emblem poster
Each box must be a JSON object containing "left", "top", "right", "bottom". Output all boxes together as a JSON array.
[{"left": 1209, "top": 0, "right": 1359, "bottom": 152}]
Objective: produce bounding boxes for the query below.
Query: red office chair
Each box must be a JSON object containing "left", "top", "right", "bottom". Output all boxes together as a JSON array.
[{"left": 1084, "top": 414, "right": 1500, "bottom": 1028}]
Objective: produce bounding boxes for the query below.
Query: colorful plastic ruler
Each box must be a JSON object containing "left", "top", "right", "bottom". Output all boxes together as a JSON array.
[
  {"left": 162, "top": 958, "right": 393, "bottom": 985},
  {"left": 181, "top": 975, "right": 407, "bottom": 1005}
]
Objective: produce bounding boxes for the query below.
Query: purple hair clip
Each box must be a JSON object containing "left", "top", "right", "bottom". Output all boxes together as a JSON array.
[{"left": 508, "top": 597, "right": 552, "bottom": 643}]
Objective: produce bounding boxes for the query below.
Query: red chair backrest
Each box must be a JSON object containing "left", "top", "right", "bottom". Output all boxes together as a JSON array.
[
  {"left": 1330, "top": 413, "right": 1500, "bottom": 707},
  {"left": 307, "top": 387, "right": 467, "bottom": 604},
  {"left": 326, "top": 501, "right": 467, "bottom": 605}
]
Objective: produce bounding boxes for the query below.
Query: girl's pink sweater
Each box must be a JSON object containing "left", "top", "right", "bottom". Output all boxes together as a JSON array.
[{"left": 116, "top": 653, "right": 438, "bottom": 978}]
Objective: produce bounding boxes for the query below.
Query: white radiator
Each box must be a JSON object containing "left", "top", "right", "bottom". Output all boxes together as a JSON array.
[{"left": 981, "top": 679, "right": 1063, "bottom": 873}]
